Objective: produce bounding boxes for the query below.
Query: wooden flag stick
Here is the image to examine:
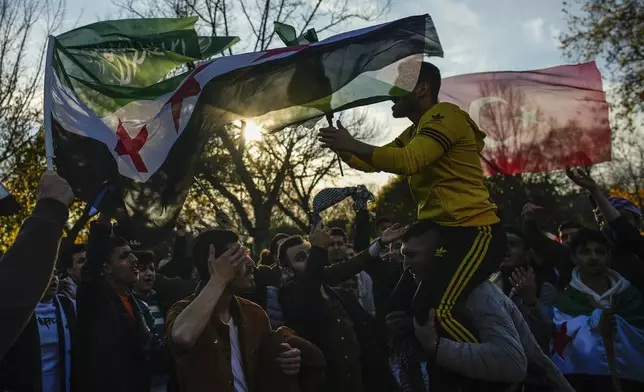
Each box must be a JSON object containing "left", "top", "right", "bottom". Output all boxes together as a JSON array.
[
  {"left": 326, "top": 113, "right": 344, "bottom": 177},
  {"left": 193, "top": 176, "right": 221, "bottom": 213}
]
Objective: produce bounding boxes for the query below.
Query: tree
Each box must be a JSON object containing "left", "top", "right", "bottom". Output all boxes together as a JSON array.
[
  {"left": 560, "top": 0, "right": 644, "bottom": 130},
  {"left": 0, "top": 0, "right": 91, "bottom": 252},
  {"left": 0, "top": 134, "right": 89, "bottom": 252},
  {"left": 115, "top": 0, "right": 392, "bottom": 251},
  {"left": 0, "top": 0, "right": 65, "bottom": 176},
  {"left": 371, "top": 175, "right": 415, "bottom": 225}
]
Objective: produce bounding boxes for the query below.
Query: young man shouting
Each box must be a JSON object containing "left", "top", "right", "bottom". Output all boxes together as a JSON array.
[{"left": 318, "top": 62, "right": 505, "bottom": 343}]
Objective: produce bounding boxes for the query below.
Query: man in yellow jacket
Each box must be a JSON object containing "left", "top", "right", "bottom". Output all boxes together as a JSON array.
[{"left": 318, "top": 62, "right": 505, "bottom": 345}]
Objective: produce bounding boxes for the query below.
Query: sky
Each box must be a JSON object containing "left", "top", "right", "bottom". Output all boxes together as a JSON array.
[{"left": 58, "top": 0, "right": 590, "bottom": 187}]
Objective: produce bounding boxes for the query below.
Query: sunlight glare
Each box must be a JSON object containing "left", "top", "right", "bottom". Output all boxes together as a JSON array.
[{"left": 243, "top": 120, "right": 263, "bottom": 142}]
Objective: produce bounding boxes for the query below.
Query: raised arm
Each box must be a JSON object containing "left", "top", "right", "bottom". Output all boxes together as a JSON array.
[
  {"left": 168, "top": 244, "right": 246, "bottom": 352},
  {"left": 83, "top": 214, "right": 112, "bottom": 282},
  {"left": 0, "top": 172, "right": 73, "bottom": 358},
  {"left": 323, "top": 122, "right": 413, "bottom": 174},
  {"left": 323, "top": 224, "right": 407, "bottom": 285}
]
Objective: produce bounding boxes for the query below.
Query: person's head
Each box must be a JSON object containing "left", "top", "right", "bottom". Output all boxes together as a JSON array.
[
  {"left": 389, "top": 239, "right": 403, "bottom": 264},
  {"left": 501, "top": 226, "right": 530, "bottom": 274},
  {"left": 192, "top": 229, "right": 256, "bottom": 292},
  {"left": 608, "top": 197, "right": 642, "bottom": 230},
  {"left": 269, "top": 233, "right": 290, "bottom": 265},
  {"left": 102, "top": 237, "right": 139, "bottom": 288},
  {"left": 278, "top": 236, "right": 310, "bottom": 274},
  {"left": 375, "top": 217, "right": 393, "bottom": 237},
  {"left": 133, "top": 250, "right": 156, "bottom": 294},
  {"left": 328, "top": 228, "right": 348, "bottom": 264},
  {"left": 570, "top": 228, "right": 611, "bottom": 277},
  {"left": 42, "top": 269, "right": 60, "bottom": 302},
  {"left": 346, "top": 244, "right": 356, "bottom": 260},
  {"left": 59, "top": 244, "right": 86, "bottom": 283},
  {"left": 338, "top": 276, "right": 360, "bottom": 300},
  {"left": 400, "top": 220, "right": 440, "bottom": 281},
  {"left": 391, "top": 62, "right": 441, "bottom": 120},
  {"left": 558, "top": 221, "right": 583, "bottom": 246}
]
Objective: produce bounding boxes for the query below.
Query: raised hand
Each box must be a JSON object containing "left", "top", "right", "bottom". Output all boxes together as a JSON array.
[
  {"left": 318, "top": 120, "right": 355, "bottom": 152},
  {"left": 509, "top": 266, "right": 538, "bottom": 306},
  {"left": 521, "top": 203, "right": 544, "bottom": 222},
  {"left": 566, "top": 167, "right": 598, "bottom": 191},
  {"left": 208, "top": 244, "right": 246, "bottom": 284},
  {"left": 37, "top": 171, "right": 74, "bottom": 207},
  {"left": 309, "top": 221, "right": 332, "bottom": 249},
  {"left": 381, "top": 223, "right": 409, "bottom": 245}
]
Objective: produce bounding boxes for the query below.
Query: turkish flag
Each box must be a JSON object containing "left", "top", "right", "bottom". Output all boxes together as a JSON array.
[{"left": 439, "top": 61, "right": 611, "bottom": 175}]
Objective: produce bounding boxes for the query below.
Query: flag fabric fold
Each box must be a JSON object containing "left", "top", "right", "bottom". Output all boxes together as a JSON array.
[
  {"left": 48, "top": 14, "right": 443, "bottom": 244},
  {"left": 439, "top": 61, "right": 611, "bottom": 175},
  {"left": 550, "top": 278, "right": 644, "bottom": 383}
]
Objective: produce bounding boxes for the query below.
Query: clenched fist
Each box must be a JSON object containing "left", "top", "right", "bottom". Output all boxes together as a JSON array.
[{"left": 37, "top": 171, "right": 74, "bottom": 207}]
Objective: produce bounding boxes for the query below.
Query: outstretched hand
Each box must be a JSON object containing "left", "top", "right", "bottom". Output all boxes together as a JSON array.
[
  {"left": 381, "top": 223, "right": 408, "bottom": 245},
  {"left": 318, "top": 120, "right": 356, "bottom": 152},
  {"left": 566, "top": 167, "right": 598, "bottom": 191}
]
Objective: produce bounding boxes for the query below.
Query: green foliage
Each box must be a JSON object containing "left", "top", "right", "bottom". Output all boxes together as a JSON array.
[
  {"left": 561, "top": 0, "right": 644, "bottom": 130},
  {"left": 371, "top": 176, "right": 416, "bottom": 224},
  {"left": 0, "top": 133, "right": 88, "bottom": 253}
]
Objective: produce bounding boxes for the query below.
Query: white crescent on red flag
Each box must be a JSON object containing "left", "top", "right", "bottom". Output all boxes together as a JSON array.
[{"left": 439, "top": 61, "right": 611, "bottom": 175}]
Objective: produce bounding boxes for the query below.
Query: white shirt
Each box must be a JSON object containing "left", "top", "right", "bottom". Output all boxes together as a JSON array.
[
  {"left": 227, "top": 318, "right": 249, "bottom": 392},
  {"left": 36, "top": 300, "right": 60, "bottom": 392}
]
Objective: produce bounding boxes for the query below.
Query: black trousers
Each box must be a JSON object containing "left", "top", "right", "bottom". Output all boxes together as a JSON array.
[{"left": 412, "top": 223, "right": 506, "bottom": 342}]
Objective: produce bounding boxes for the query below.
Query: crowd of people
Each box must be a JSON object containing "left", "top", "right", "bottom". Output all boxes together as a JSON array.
[{"left": 1, "top": 61, "right": 643, "bottom": 392}]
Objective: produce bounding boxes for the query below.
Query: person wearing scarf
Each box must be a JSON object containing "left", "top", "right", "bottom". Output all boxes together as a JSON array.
[
  {"left": 546, "top": 228, "right": 644, "bottom": 392},
  {"left": 0, "top": 271, "right": 75, "bottom": 392}
]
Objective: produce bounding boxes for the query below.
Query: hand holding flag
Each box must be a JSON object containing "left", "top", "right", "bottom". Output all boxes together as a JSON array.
[{"left": 318, "top": 120, "right": 356, "bottom": 151}]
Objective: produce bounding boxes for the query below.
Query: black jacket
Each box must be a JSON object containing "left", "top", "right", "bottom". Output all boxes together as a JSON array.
[
  {"left": 280, "top": 246, "right": 400, "bottom": 392},
  {"left": 0, "top": 295, "right": 76, "bottom": 392},
  {"left": 73, "top": 222, "right": 169, "bottom": 392},
  {"left": 0, "top": 199, "right": 69, "bottom": 358}
]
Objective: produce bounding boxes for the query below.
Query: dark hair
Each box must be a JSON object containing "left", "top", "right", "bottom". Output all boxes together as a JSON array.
[
  {"left": 58, "top": 243, "right": 86, "bottom": 270},
  {"left": 505, "top": 225, "right": 529, "bottom": 248},
  {"left": 329, "top": 227, "right": 347, "bottom": 243},
  {"left": 192, "top": 229, "right": 240, "bottom": 280},
  {"left": 278, "top": 236, "right": 305, "bottom": 267},
  {"left": 134, "top": 250, "right": 156, "bottom": 268},
  {"left": 558, "top": 221, "right": 584, "bottom": 233},
  {"left": 270, "top": 233, "right": 290, "bottom": 260},
  {"left": 418, "top": 62, "right": 441, "bottom": 102},
  {"left": 569, "top": 228, "right": 609, "bottom": 255},
  {"left": 107, "top": 237, "right": 129, "bottom": 261},
  {"left": 402, "top": 220, "right": 439, "bottom": 242}
]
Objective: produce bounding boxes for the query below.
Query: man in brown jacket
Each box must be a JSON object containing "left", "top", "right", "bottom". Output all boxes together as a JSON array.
[{"left": 167, "top": 228, "right": 323, "bottom": 392}]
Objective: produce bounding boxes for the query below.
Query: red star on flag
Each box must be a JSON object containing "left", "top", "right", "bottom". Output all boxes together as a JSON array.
[
  {"left": 551, "top": 321, "right": 574, "bottom": 359},
  {"left": 253, "top": 44, "right": 310, "bottom": 62},
  {"left": 167, "top": 63, "right": 209, "bottom": 132},
  {"left": 115, "top": 119, "right": 149, "bottom": 173}
]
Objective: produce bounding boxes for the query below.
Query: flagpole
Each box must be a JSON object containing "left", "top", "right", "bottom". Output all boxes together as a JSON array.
[
  {"left": 326, "top": 114, "right": 344, "bottom": 177},
  {"left": 43, "top": 35, "right": 56, "bottom": 171},
  {"left": 193, "top": 176, "right": 221, "bottom": 213}
]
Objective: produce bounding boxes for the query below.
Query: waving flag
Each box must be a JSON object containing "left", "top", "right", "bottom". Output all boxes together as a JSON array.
[
  {"left": 550, "top": 285, "right": 644, "bottom": 383},
  {"left": 47, "top": 15, "right": 443, "bottom": 244},
  {"left": 439, "top": 62, "right": 611, "bottom": 175}
]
